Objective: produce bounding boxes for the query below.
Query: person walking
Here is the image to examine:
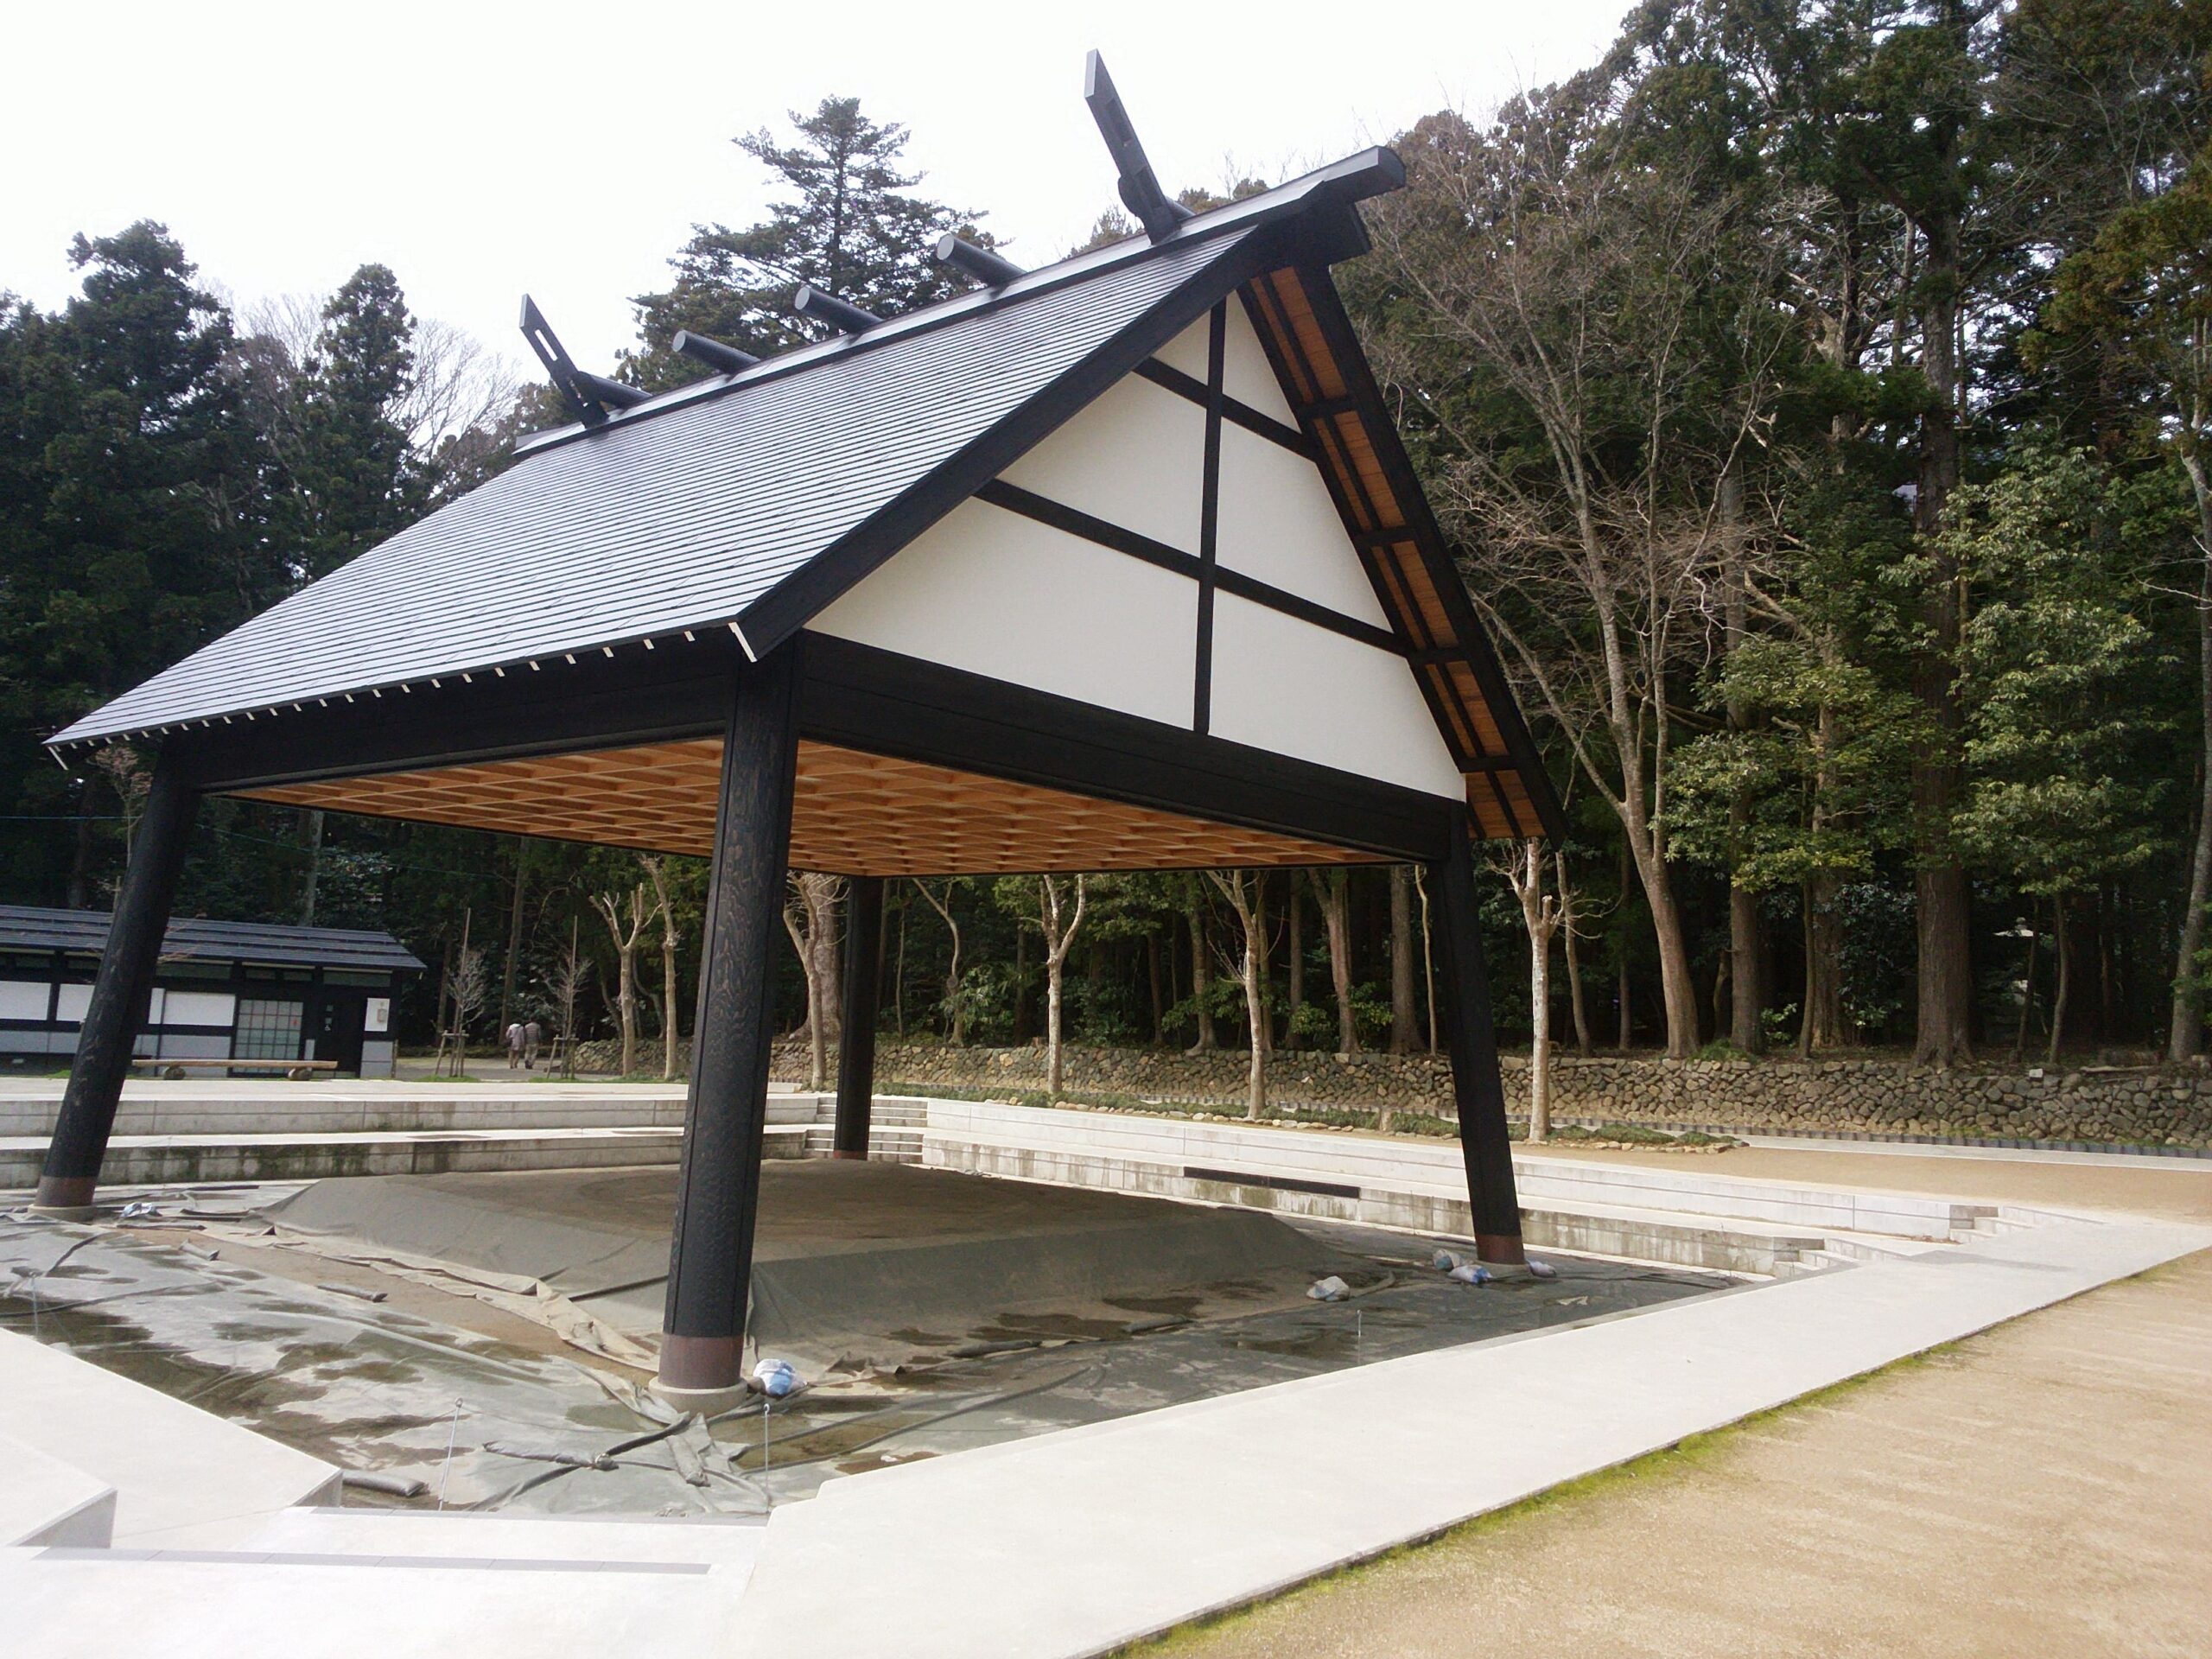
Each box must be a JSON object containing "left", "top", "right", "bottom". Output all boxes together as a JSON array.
[
  {"left": 505, "top": 1020, "right": 524, "bottom": 1070},
  {"left": 523, "top": 1019, "right": 543, "bottom": 1071}
]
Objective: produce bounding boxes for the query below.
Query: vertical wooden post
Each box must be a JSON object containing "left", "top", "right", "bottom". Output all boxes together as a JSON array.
[
  {"left": 1431, "top": 807, "right": 1526, "bottom": 1263},
  {"left": 658, "top": 645, "right": 800, "bottom": 1403},
  {"left": 36, "top": 751, "right": 199, "bottom": 1216},
  {"left": 834, "top": 874, "right": 883, "bottom": 1159}
]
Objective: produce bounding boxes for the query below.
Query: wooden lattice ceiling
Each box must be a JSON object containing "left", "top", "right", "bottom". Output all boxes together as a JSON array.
[{"left": 244, "top": 740, "right": 1384, "bottom": 875}]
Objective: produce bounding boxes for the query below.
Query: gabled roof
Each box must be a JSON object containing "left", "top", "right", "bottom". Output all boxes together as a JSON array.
[
  {"left": 0, "top": 905, "right": 424, "bottom": 974},
  {"left": 49, "top": 155, "right": 1398, "bottom": 752}
]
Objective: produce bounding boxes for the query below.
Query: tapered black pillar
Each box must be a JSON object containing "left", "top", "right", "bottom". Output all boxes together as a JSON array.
[
  {"left": 658, "top": 644, "right": 801, "bottom": 1402},
  {"left": 1431, "top": 808, "right": 1526, "bottom": 1263},
  {"left": 833, "top": 874, "right": 883, "bottom": 1158},
  {"left": 36, "top": 751, "right": 199, "bottom": 1216}
]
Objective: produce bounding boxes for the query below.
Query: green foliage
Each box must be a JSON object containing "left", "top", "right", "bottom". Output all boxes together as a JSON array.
[
  {"left": 1948, "top": 448, "right": 2177, "bottom": 899},
  {"left": 627, "top": 98, "right": 994, "bottom": 391}
]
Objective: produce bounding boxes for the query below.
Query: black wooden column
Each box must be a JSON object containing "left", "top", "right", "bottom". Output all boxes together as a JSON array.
[
  {"left": 36, "top": 750, "right": 200, "bottom": 1215},
  {"left": 832, "top": 874, "right": 883, "bottom": 1159},
  {"left": 659, "top": 644, "right": 801, "bottom": 1399},
  {"left": 1431, "top": 807, "right": 1527, "bottom": 1263}
]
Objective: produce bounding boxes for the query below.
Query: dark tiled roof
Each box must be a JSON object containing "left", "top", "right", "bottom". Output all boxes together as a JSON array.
[
  {"left": 0, "top": 906, "right": 424, "bottom": 973},
  {"left": 48, "top": 155, "right": 1406, "bottom": 751}
]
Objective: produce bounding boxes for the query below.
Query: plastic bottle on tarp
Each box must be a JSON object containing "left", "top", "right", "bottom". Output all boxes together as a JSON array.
[
  {"left": 752, "top": 1357, "right": 798, "bottom": 1398},
  {"left": 1306, "top": 1275, "right": 1351, "bottom": 1302},
  {"left": 1448, "top": 1262, "right": 1492, "bottom": 1286}
]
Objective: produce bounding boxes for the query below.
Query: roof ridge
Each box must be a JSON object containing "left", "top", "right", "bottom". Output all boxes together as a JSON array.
[{"left": 511, "top": 148, "right": 1403, "bottom": 461}]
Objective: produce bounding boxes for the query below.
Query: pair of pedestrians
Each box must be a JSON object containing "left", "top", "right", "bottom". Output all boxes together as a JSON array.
[{"left": 504, "top": 1019, "right": 543, "bottom": 1069}]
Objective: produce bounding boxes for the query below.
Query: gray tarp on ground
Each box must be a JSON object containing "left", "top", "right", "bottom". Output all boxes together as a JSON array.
[{"left": 262, "top": 1163, "right": 1368, "bottom": 1369}]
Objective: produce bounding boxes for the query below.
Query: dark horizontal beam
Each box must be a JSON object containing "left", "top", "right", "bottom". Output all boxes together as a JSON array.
[
  {"left": 799, "top": 634, "right": 1453, "bottom": 862},
  {"left": 1131, "top": 358, "right": 1313, "bottom": 456},
  {"left": 175, "top": 641, "right": 746, "bottom": 791},
  {"left": 973, "top": 480, "right": 1402, "bottom": 654},
  {"left": 167, "top": 622, "right": 1455, "bottom": 864}
]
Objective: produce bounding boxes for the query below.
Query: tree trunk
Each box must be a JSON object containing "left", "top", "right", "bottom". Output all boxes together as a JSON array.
[
  {"left": 1624, "top": 830, "right": 1699, "bottom": 1060},
  {"left": 1418, "top": 865, "right": 1440, "bottom": 1054},
  {"left": 1558, "top": 854, "right": 1591, "bottom": 1058},
  {"left": 1185, "top": 893, "right": 1217, "bottom": 1052},
  {"left": 1046, "top": 954, "right": 1065, "bottom": 1093},
  {"left": 2171, "top": 456, "right": 2212, "bottom": 1059},
  {"left": 1285, "top": 882, "right": 1306, "bottom": 1049},
  {"left": 781, "top": 886, "right": 828, "bottom": 1090},
  {"left": 2048, "top": 896, "right": 2071, "bottom": 1068},
  {"left": 1014, "top": 927, "right": 1030, "bottom": 1045},
  {"left": 1389, "top": 867, "right": 1417, "bottom": 1053},
  {"left": 1312, "top": 868, "right": 1357, "bottom": 1055},
  {"left": 617, "top": 944, "right": 638, "bottom": 1078},
  {"left": 1147, "top": 929, "right": 1165, "bottom": 1046},
  {"left": 1039, "top": 875, "right": 1086, "bottom": 1097},
  {"left": 499, "top": 853, "right": 527, "bottom": 1038},
  {"left": 1800, "top": 874, "right": 1847, "bottom": 1057},
  {"left": 1209, "top": 872, "right": 1270, "bottom": 1120},
  {"left": 893, "top": 889, "right": 908, "bottom": 1036},
  {"left": 1510, "top": 842, "right": 1556, "bottom": 1142},
  {"left": 1910, "top": 205, "right": 1974, "bottom": 1069},
  {"left": 2013, "top": 921, "right": 2039, "bottom": 1062},
  {"left": 1719, "top": 463, "right": 1765, "bottom": 1053}
]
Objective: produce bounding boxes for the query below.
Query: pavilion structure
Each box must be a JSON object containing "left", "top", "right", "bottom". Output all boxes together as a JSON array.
[{"left": 37, "top": 56, "right": 1563, "bottom": 1404}]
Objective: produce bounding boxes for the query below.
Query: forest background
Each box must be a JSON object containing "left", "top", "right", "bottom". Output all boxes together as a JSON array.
[{"left": 5, "top": 0, "right": 2210, "bottom": 1086}]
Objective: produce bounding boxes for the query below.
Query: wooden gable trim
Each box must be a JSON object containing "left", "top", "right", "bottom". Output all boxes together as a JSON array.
[{"left": 1238, "top": 264, "right": 1566, "bottom": 842}]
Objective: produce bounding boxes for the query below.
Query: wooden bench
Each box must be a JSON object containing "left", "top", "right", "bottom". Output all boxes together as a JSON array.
[{"left": 130, "top": 1058, "right": 340, "bottom": 1082}]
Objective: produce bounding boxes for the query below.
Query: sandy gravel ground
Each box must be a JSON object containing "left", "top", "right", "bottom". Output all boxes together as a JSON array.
[{"left": 1152, "top": 1152, "right": 2212, "bottom": 1659}]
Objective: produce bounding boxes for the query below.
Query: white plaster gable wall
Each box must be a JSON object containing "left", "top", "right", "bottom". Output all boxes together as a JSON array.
[
  {"left": 998, "top": 375, "right": 1205, "bottom": 554},
  {"left": 1215, "top": 424, "right": 1391, "bottom": 626},
  {"left": 1150, "top": 305, "right": 1300, "bottom": 424},
  {"left": 1209, "top": 593, "right": 1465, "bottom": 798},
  {"left": 810, "top": 498, "right": 1198, "bottom": 728}
]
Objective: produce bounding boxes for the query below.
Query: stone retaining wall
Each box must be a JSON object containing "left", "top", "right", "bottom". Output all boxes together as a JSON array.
[{"left": 572, "top": 1037, "right": 2212, "bottom": 1147}]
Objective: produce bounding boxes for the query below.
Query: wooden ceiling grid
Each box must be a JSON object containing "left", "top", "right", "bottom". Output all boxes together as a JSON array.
[
  {"left": 1244, "top": 265, "right": 1541, "bottom": 841},
  {"left": 245, "top": 740, "right": 1383, "bottom": 876}
]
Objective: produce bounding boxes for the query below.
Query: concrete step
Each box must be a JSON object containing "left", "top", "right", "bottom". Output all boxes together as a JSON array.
[
  {"left": 235, "top": 1505, "right": 762, "bottom": 1568},
  {"left": 0, "top": 1127, "right": 691, "bottom": 1190}
]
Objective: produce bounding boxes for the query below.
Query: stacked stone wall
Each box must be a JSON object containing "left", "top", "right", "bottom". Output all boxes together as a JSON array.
[{"left": 569, "top": 1037, "right": 2212, "bottom": 1148}]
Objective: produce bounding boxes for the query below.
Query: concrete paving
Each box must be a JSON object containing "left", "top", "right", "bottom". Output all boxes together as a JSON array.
[
  {"left": 7, "top": 1112, "right": 2206, "bottom": 1657},
  {"left": 1160, "top": 1236, "right": 2212, "bottom": 1659},
  {"left": 721, "top": 1194, "right": 2207, "bottom": 1657},
  {"left": 0, "top": 1320, "right": 340, "bottom": 1548}
]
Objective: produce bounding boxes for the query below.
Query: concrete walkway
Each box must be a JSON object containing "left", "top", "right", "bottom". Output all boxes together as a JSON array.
[{"left": 1156, "top": 1151, "right": 2212, "bottom": 1659}]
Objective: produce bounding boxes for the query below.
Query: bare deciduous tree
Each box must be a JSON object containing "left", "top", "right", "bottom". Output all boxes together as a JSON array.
[
  {"left": 1363, "top": 108, "right": 1797, "bottom": 1058},
  {"left": 1206, "top": 870, "right": 1271, "bottom": 1120},
  {"left": 1306, "top": 868, "right": 1358, "bottom": 1055},
  {"left": 1497, "top": 841, "right": 1564, "bottom": 1141},
  {"left": 593, "top": 883, "right": 650, "bottom": 1078},
  {"left": 781, "top": 873, "right": 846, "bottom": 1089},
  {"left": 642, "top": 857, "right": 682, "bottom": 1082},
  {"left": 550, "top": 918, "right": 587, "bottom": 1081},
  {"left": 1036, "top": 875, "right": 1089, "bottom": 1096},
  {"left": 914, "top": 878, "right": 968, "bottom": 1045}
]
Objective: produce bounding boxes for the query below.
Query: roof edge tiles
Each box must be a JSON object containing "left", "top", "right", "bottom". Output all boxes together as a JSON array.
[{"left": 0, "top": 905, "right": 425, "bottom": 973}]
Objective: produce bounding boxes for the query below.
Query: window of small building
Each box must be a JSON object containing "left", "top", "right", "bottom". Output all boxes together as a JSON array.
[
  {"left": 232, "top": 998, "right": 303, "bottom": 1060},
  {"left": 323, "top": 970, "right": 389, "bottom": 988},
  {"left": 159, "top": 959, "right": 234, "bottom": 981},
  {"left": 240, "top": 963, "right": 315, "bottom": 985}
]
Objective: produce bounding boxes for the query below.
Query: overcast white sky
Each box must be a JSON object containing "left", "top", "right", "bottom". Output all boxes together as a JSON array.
[{"left": 4, "top": 1, "right": 1630, "bottom": 373}]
